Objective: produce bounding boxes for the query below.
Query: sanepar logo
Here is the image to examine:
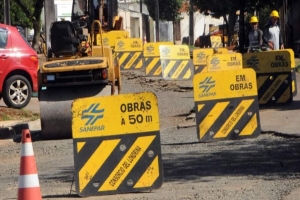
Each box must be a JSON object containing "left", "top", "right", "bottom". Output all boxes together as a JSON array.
[
  {"left": 82, "top": 103, "right": 104, "bottom": 125},
  {"left": 117, "top": 41, "right": 125, "bottom": 49},
  {"left": 161, "top": 47, "right": 170, "bottom": 56},
  {"left": 199, "top": 76, "right": 215, "bottom": 93},
  {"left": 197, "top": 52, "right": 206, "bottom": 61},
  {"left": 80, "top": 103, "right": 105, "bottom": 133},
  {"left": 210, "top": 57, "right": 220, "bottom": 69},
  {"left": 199, "top": 76, "right": 216, "bottom": 98},
  {"left": 146, "top": 45, "right": 154, "bottom": 52},
  {"left": 246, "top": 56, "right": 259, "bottom": 69}
]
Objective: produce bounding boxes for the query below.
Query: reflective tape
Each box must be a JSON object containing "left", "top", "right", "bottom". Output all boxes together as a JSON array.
[{"left": 18, "top": 174, "right": 40, "bottom": 188}]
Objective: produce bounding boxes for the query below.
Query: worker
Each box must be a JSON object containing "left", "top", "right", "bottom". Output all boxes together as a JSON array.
[
  {"left": 247, "top": 16, "right": 263, "bottom": 52},
  {"left": 263, "top": 10, "right": 284, "bottom": 50}
]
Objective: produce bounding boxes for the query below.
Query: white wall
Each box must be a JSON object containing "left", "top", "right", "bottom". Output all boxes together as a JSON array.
[
  {"left": 130, "top": 12, "right": 142, "bottom": 38},
  {"left": 180, "top": 11, "right": 225, "bottom": 41},
  {"left": 118, "top": 9, "right": 143, "bottom": 39},
  {"left": 118, "top": 10, "right": 132, "bottom": 35}
]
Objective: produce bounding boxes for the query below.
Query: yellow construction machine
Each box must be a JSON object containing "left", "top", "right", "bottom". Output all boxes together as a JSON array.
[{"left": 39, "top": 0, "right": 126, "bottom": 139}]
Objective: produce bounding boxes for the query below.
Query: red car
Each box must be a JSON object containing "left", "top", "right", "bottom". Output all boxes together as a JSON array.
[{"left": 0, "top": 23, "right": 38, "bottom": 109}]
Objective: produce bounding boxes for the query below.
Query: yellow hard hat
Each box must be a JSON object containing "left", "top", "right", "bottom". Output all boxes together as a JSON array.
[
  {"left": 270, "top": 10, "right": 279, "bottom": 18},
  {"left": 250, "top": 16, "right": 259, "bottom": 23}
]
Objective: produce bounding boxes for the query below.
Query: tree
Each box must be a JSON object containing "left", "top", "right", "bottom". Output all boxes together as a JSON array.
[
  {"left": 0, "top": 0, "right": 44, "bottom": 51},
  {"left": 145, "top": 0, "right": 183, "bottom": 22},
  {"left": 0, "top": 0, "right": 33, "bottom": 28},
  {"left": 144, "top": 0, "right": 184, "bottom": 42},
  {"left": 13, "top": 0, "right": 44, "bottom": 51}
]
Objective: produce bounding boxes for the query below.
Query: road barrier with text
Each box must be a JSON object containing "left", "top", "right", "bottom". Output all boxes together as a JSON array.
[
  {"left": 193, "top": 68, "right": 261, "bottom": 142},
  {"left": 71, "top": 92, "right": 163, "bottom": 197},
  {"left": 97, "top": 31, "right": 129, "bottom": 48},
  {"left": 159, "top": 45, "right": 193, "bottom": 80},
  {"left": 143, "top": 42, "right": 173, "bottom": 77},
  {"left": 115, "top": 38, "right": 144, "bottom": 70},
  {"left": 207, "top": 53, "right": 243, "bottom": 72},
  {"left": 243, "top": 50, "right": 293, "bottom": 106},
  {"left": 192, "top": 48, "right": 214, "bottom": 75}
]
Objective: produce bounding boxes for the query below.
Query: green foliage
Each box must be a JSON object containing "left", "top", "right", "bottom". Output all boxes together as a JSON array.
[
  {"left": 257, "top": 6, "right": 273, "bottom": 29},
  {"left": 193, "top": 0, "right": 279, "bottom": 19},
  {"left": 0, "top": 0, "right": 44, "bottom": 51},
  {"left": 0, "top": 0, "right": 35, "bottom": 28},
  {"left": 193, "top": 0, "right": 238, "bottom": 18},
  {"left": 144, "top": 0, "right": 184, "bottom": 22}
]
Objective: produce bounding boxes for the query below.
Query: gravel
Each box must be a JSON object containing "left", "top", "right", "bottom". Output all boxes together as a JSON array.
[{"left": 0, "top": 70, "right": 300, "bottom": 200}]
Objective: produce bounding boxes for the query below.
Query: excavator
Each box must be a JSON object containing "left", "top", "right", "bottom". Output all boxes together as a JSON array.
[{"left": 39, "top": 0, "right": 127, "bottom": 139}]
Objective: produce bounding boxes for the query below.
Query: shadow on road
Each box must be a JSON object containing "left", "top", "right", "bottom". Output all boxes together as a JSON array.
[
  {"left": 42, "top": 194, "right": 79, "bottom": 199},
  {"left": 259, "top": 100, "right": 300, "bottom": 111},
  {"left": 162, "top": 135, "right": 300, "bottom": 183}
]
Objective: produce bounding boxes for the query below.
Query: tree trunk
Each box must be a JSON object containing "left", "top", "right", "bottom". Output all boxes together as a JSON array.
[
  {"left": 222, "top": 14, "right": 229, "bottom": 46},
  {"left": 173, "top": 21, "right": 176, "bottom": 44},
  {"left": 31, "top": 0, "right": 44, "bottom": 53},
  {"left": 32, "top": 20, "right": 41, "bottom": 52}
]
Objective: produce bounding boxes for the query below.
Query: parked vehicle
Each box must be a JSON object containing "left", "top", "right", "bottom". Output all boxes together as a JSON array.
[
  {"left": 16, "top": 26, "right": 25, "bottom": 36},
  {"left": 0, "top": 23, "right": 39, "bottom": 108}
]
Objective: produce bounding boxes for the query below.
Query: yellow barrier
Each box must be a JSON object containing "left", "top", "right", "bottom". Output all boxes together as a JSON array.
[{"left": 72, "top": 92, "right": 163, "bottom": 196}]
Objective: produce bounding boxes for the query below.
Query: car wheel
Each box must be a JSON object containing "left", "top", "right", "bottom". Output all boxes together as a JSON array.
[{"left": 3, "top": 75, "right": 32, "bottom": 109}]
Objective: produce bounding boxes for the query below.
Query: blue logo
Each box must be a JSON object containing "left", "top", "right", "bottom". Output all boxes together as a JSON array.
[
  {"left": 81, "top": 103, "right": 104, "bottom": 126},
  {"left": 246, "top": 56, "right": 259, "bottom": 69},
  {"left": 199, "top": 77, "right": 215, "bottom": 93},
  {"left": 210, "top": 57, "right": 220, "bottom": 68}
]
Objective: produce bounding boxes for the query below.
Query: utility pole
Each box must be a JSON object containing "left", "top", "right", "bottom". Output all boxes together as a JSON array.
[
  {"left": 140, "top": 0, "right": 144, "bottom": 40},
  {"left": 155, "top": 0, "right": 159, "bottom": 42},
  {"left": 189, "top": 0, "right": 194, "bottom": 46},
  {"left": 100, "top": 0, "right": 104, "bottom": 25},
  {"left": 4, "top": 0, "right": 11, "bottom": 25},
  {"left": 44, "top": 0, "right": 56, "bottom": 60},
  {"left": 239, "top": 0, "right": 245, "bottom": 53}
]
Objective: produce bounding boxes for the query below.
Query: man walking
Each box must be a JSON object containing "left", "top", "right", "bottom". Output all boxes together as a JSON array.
[{"left": 263, "top": 10, "right": 284, "bottom": 50}]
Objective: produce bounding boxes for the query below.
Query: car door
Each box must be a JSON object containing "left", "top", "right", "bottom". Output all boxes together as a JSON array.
[{"left": 0, "top": 27, "right": 12, "bottom": 79}]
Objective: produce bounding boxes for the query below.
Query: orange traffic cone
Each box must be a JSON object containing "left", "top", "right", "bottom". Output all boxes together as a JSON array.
[{"left": 17, "top": 129, "right": 42, "bottom": 200}]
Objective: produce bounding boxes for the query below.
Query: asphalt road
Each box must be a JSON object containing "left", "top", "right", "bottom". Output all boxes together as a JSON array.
[
  {"left": 4, "top": 73, "right": 300, "bottom": 137},
  {"left": 1, "top": 63, "right": 300, "bottom": 199}
]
